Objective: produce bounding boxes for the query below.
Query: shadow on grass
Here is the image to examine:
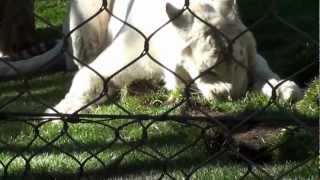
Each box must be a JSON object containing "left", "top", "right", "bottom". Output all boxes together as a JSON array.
[
  {"left": 0, "top": 115, "right": 318, "bottom": 180},
  {"left": 35, "top": 26, "right": 63, "bottom": 41}
]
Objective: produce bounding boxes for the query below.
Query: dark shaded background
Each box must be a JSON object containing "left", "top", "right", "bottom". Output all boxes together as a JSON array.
[{"left": 239, "top": 0, "right": 318, "bottom": 86}]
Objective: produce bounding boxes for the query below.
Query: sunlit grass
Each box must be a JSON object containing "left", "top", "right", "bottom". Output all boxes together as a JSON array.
[
  {"left": 0, "top": 73, "right": 318, "bottom": 179},
  {"left": 34, "top": 0, "right": 68, "bottom": 28}
]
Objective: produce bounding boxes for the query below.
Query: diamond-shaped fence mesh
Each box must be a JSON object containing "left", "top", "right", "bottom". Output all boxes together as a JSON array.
[{"left": 0, "top": 0, "right": 318, "bottom": 179}]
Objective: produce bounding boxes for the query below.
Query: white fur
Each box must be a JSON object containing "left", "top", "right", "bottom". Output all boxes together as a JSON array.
[
  {"left": 46, "top": 0, "right": 303, "bottom": 114},
  {"left": 254, "top": 54, "right": 303, "bottom": 101}
]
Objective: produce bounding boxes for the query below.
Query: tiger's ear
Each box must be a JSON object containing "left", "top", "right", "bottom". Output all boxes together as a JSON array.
[{"left": 165, "top": 3, "right": 193, "bottom": 31}]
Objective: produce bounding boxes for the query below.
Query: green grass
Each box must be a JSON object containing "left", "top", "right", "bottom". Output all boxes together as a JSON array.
[
  {"left": 34, "top": 0, "right": 68, "bottom": 28},
  {"left": 297, "top": 79, "right": 320, "bottom": 117},
  {"left": 33, "top": 0, "right": 69, "bottom": 41},
  {"left": 0, "top": 73, "right": 318, "bottom": 179},
  {"left": 0, "top": 0, "right": 319, "bottom": 179}
]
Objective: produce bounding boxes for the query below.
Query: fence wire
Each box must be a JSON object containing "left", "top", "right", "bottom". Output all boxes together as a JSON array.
[{"left": 0, "top": 0, "right": 318, "bottom": 179}]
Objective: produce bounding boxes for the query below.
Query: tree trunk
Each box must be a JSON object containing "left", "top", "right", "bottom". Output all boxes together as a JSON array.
[{"left": 0, "top": 0, "right": 35, "bottom": 56}]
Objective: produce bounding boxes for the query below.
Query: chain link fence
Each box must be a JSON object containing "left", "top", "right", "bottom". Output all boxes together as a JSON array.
[{"left": 0, "top": 0, "right": 318, "bottom": 179}]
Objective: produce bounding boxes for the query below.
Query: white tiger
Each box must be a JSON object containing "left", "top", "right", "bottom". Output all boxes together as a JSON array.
[{"left": 42, "top": 0, "right": 302, "bottom": 114}]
